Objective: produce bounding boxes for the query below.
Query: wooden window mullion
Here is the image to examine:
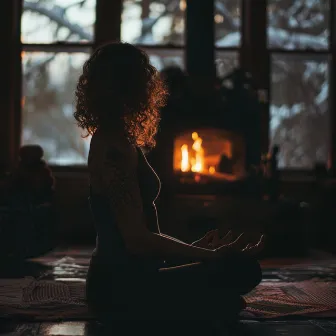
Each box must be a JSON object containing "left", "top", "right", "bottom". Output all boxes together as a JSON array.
[
  {"left": 94, "top": 0, "right": 122, "bottom": 49},
  {"left": 241, "top": 0, "right": 269, "bottom": 154}
]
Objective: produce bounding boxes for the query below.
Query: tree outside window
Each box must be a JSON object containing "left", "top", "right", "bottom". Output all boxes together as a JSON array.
[
  {"left": 21, "top": 0, "right": 96, "bottom": 164},
  {"left": 268, "top": 0, "right": 331, "bottom": 169}
]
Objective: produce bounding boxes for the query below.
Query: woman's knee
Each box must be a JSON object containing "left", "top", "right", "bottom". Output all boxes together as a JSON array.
[
  {"left": 234, "top": 253, "right": 262, "bottom": 294},
  {"left": 216, "top": 253, "right": 262, "bottom": 295}
]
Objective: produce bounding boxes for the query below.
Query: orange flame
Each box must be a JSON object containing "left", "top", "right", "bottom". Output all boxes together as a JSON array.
[
  {"left": 180, "top": 144, "right": 190, "bottom": 172},
  {"left": 191, "top": 132, "right": 204, "bottom": 172},
  {"left": 181, "top": 132, "right": 216, "bottom": 174}
]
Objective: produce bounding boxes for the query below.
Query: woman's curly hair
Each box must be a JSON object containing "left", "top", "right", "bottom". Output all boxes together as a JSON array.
[{"left": 74, "top": 42, "right": 168, "bottom": 148}]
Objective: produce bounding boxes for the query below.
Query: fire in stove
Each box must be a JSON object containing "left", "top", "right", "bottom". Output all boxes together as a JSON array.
[
  {"left": 174, "top": 129, "right": 245, "bottom": 183},
  {"left": 181, "top": 132, "right": 212, "bottom": 174}
]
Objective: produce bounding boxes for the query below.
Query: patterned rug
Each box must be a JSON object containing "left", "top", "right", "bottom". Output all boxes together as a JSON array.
[
  {"left": 0, "top": 276, "right": 336, "bottom": 321},
  {"left": 244, "top": 281, "right": 336, "bottom": 319},
  {"left": 1, "top": 255, "right": 336, "bottom": 321}
]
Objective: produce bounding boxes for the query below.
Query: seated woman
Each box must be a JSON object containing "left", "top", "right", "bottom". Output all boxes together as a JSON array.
[{"left": 74, "top": 42, "right": 264, "bottom": 321}]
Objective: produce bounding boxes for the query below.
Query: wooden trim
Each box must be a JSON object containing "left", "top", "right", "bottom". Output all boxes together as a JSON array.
[
  {"left": 215, "top": 47, "right": 241, "bottom": 52},
  {"left": 13, "top": 0, "right": 23, "bottom": 168},
  {"left": 266, "top": 49, "right": 331, "bottom": 55},
  {"left": 186, "top": 0, "right": 215, "bottom": 78},
  {"left": 330, "top": 0, "right": 336, "bottom": 173},
  {"left": 94, "top": 0, "right": 122, "bottom": 48},
  {"left": 0, "top": 0, "right": 22, "bottom": 172},
  {"left": 240, "top": 0, "right": 246, "bottom": 66},
  {"left": 134, "top": 44, "right": 186, "bottom": 50},
  {"left": 241, "top": 0, "right": 269, "bottom": 154},
  {"left": 22, "top": 43, "right": 93, "bottom": 52}
]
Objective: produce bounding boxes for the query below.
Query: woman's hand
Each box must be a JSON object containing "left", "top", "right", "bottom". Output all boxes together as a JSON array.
[
  {"left": 242, "top": 234, "right": 265, "bottom": 256},
  {"left": 192, "top": 229, "right": 266, "bottom": 257},
  {"left": 215, "top": 233, "right": 266, "bottom": 257},
  {"left": 212, "top": 230, "right": 233, "bottom": 248},
  {"left": 191, "top": 230, "right": 220, "bottom": 249},
  {"left": 196, "top": 229, "right": 236, "bottom": 249},
  {"left": 215, "top": 233, "right": 246, "bottom": 256}
]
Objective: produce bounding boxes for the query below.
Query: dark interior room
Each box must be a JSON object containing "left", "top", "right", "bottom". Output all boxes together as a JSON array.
[{"left": 1, "top": 0, "right": 336, "bottom": 335}]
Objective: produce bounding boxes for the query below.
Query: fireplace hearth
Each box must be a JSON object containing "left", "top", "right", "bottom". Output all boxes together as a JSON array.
[{"left": 147, "top": 66, "right": 263, "bottom": 196}]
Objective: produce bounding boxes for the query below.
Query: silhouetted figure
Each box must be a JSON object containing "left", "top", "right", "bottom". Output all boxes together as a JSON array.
[
  {"left": 73, "top": 42, "right": 263, "bottom": 322},
  {"left": 0, "top": 145, "right": 56, "bottom": 260},
  {"left": 217, "top": 140, "right": 235, "bottom": 175},
  {"left": 160, "top": 66, "right": 187, "bottom": 102},
  {"left": 11, "top": 145, "right": 54, "bottom": 204}
]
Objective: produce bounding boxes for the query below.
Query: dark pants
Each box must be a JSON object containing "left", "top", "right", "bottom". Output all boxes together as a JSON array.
[{"left": 86, "top": 253, "right": 262, "bottom": 321}]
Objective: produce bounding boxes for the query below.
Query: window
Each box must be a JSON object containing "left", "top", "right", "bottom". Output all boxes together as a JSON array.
[
  {"left": 21, "top": 0, "right": 96, "bottom": 43},
  {"left": 215, "top": 0, "right": 242, "bottom": 47},
  {"left": 215, "top": 51, "right": 239, "bottom": 78},
  {"left": 121, "top": 0, "right": 186, "bottom": 85},
  {"left": 267, "top": 0, "right": 330, "bottom": 50},
  {"left": 270, "top": 54, "right": 330, "bottom": 168},
  {"left": 22, "top": 51, "right": 91, "bottom": 164},
  {"left": 21, "top": 0, "right": 96, "bottom": 165},
  {"left": 17, "top": 0, "right": 334, "bottom": 171},
  {"left": 215, "top": 0, "right": 241, "bottom": 78},
  {"left": 121, "top": 0, "right": 185, "bottom": 45},
  {"left": 21, "top": 0, "right": 186, "bottom": 166},
  {"left": 144, "top": 48, "right": 185, "bottom": 71},
  {"left": 268, "top": 0, "right": 332, "bottom": 169}
]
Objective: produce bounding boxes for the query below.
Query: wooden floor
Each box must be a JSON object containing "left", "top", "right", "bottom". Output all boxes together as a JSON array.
[
  {"left": 1, "top": 320, "right": 336, "bottom": 336},
  {"left": 0, "top": 248, "right": 335, "bottom": 336}
]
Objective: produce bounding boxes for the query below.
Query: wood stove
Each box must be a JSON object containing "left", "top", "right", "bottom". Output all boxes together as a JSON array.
[
  {"left": 147, "top": 92, "right": 262, "bottom": 241},
  {"left": 149, "top": 94, "right": 259, "bottom": 196}
]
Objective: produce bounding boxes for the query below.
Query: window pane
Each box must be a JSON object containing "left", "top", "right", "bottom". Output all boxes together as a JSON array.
[
  {"left": 270, "top": 54, "right": 330, "bottom": 169},
  {"left": 215, "top": 51, "right": 239, "bottom": 77},
  {"left": 22, "top": 51, "right": 91, "bottom": 165},
  {"left": 267, "top": 0, "right": 330, "bottom": 50},
  {"left": 215, "top": 0, "right": 241, "bottom": 47},
  {"left": 21, "top": 0, "right": 96, "bottom": 43},
  {"left": 143, "top": 48, "right": 184, "bottom": 71},
  {"left": 121, "top": 0, "right": 185, "bottom": 45}
]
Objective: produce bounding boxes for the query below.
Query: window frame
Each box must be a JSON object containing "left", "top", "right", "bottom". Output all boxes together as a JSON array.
[
  {"left": 135, "top": 45, "right": 186, "bottom": 73},
  {"left": 266, "top": 0, "right": 334, "bottom": 174},
  {"left": 330, "top": 0, "right": 336, "bottom": 175},
  {"left": 18, "top": 0, "right": 121, "bottom": 172},
  {"left": 4, "top": 0, "right": 335, "bottom": 176}
]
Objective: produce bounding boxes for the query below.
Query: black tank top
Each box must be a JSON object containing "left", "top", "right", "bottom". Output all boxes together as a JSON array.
[{"left": 89, "top": 147, "right": 161, "bottom": 266}]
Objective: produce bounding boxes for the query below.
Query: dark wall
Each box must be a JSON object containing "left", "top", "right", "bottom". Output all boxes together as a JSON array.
[
  {"left": 52, "top": 173, "right": 94, "bottom": 244},
  {"left": 52, "top": 170, "right": 317, "bottom": 245},
  {"left": 1, "top": 1, "right": 22, "bottom": 172}
]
